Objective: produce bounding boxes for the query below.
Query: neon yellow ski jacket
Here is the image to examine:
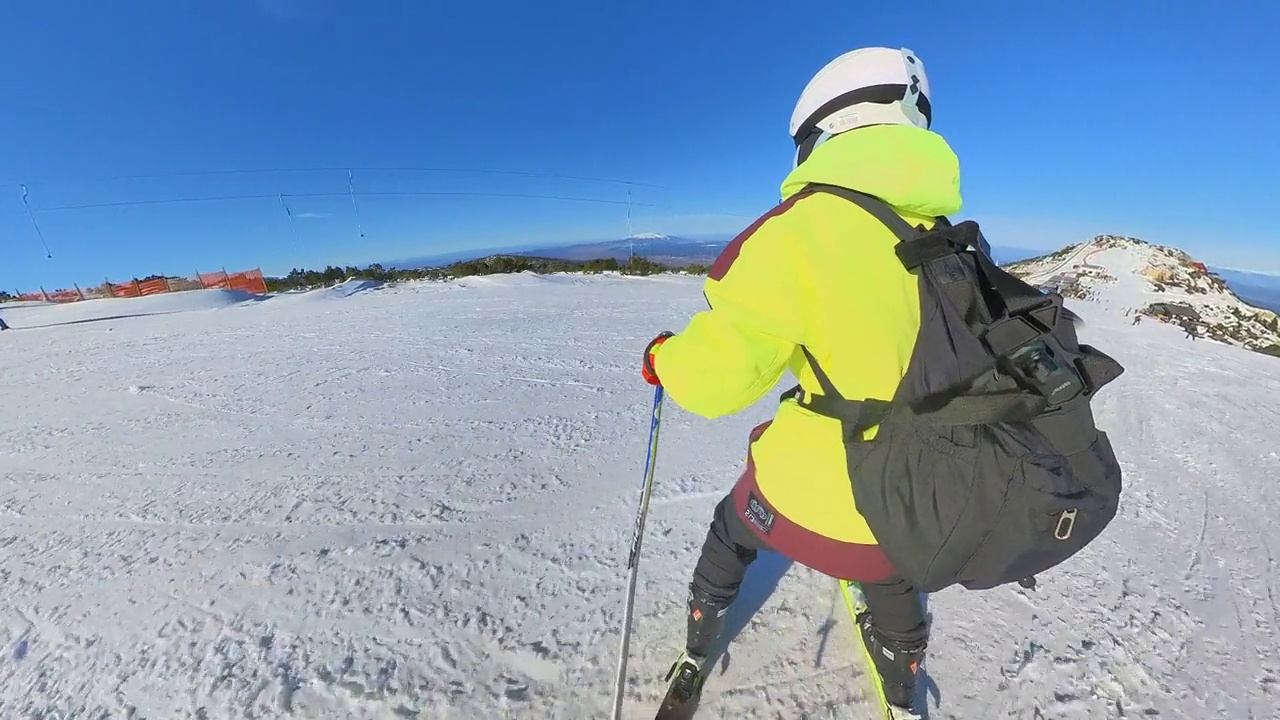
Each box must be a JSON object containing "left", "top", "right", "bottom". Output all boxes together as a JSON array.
[{"left": 652, "top": 123, "right": 962, "bottom": 558}]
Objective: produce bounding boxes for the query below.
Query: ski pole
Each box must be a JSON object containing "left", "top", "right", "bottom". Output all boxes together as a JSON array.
[{"left": 610, "top": 383, "right": 666, "bottom": 720}]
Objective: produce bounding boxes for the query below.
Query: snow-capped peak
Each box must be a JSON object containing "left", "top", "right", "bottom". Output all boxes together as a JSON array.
[
  {"left": 1005, "top": 234, "right": 1280, "bottom": 356},
  {"left": 627, "top": 232, "right": 672, "bottom": 241}
]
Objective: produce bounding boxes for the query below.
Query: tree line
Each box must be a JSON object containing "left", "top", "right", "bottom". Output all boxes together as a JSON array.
[
  {"left": 0, "top": 255, "right": 712, "bottom": 303},
  {"left": 263, "top": 255, "right": 712, "bottom": 293}
]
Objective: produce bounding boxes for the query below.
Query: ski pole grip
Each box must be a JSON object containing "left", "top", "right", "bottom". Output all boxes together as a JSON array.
[{"left": 643, "top": 331, "right": 675, "bottom": 378}]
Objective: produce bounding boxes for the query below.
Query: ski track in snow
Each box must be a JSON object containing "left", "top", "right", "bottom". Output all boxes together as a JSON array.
[{"left": 0, "top": 272, "right": 1277, "bottom": 719}]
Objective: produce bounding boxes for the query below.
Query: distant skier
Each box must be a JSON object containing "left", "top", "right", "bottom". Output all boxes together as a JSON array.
[{"left": 640, "top": 46, "right": 1123, "bottom": 716}]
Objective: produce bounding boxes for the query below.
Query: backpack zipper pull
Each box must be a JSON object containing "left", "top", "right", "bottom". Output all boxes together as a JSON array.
[{"left": 1054, "top": 508, "right": 1078, "bottom": 540}]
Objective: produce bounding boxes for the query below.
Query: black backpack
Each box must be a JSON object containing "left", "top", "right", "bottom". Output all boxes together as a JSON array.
[{"left": 781, "top": 183, "right": 1126, "bottom": 593}]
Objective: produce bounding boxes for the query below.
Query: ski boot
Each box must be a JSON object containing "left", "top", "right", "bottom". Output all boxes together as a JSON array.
[
  {"left": 684, "top": 586, "right": 730, "bottom": 659},
  {"left": 855, "top": 610, "right": 927, "bottom": 711},
  {"left": 654, "top": 588, "right": 730, "bottom": 718}
]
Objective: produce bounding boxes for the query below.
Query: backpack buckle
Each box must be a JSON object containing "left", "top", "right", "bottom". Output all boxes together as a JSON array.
[
  {"left": 983, "top": 316, "right": 1085, "bottom": 408},
  {"left": 982, "top": 315, "right": 1042, "bottom": 357},
  {"left": 1004, "top": 336, "right": 1086, "bottom": 408},
  {"left": 894, "top": 221, "right": 984, "bottom": 271}
]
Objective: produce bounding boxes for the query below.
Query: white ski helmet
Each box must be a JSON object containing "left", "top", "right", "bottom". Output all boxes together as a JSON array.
[{"left": 789, "top": 47, "right": 931, "bottom": 164}]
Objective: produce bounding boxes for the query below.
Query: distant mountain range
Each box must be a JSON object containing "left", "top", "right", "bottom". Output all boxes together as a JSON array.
[
  {"left": 383, "top": 234, "right": 1280, "bottom": 315},
  {"left": 509, "top": 233, "right": 733, "bottom": 267},
  {"left": 383, "top": 233, "right": 732, "bottom": 270},
  {"left": 1206, "top": 267, "right": 1280, "bottom": 314},
  {"left": 387, "top": 234, "right": 1048, "bottom": 270}
]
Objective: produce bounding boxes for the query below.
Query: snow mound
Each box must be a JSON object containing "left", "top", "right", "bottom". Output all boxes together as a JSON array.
[
  {"left": 321, "top": 278, "right": 384, "bottom": 298},
  {"left": 447, "top": 271, "right": 694, "bottom": 291},
  {"left": 451, "top": 271, "right": 547, "bottom": 288},
  {"left": 277, "top": 278, "right": 386, "bottom": 301},
  {"left": 1007, "top": 235, "right": 1280, "bottom": 354},
  {"left": 449, "top": 271, "right": 598, "bottom": 289},
  {"left": 0, "top": 288, "right": 267, "bottom": 330}
]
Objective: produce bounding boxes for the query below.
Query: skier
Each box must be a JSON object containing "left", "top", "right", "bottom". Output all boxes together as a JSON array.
[
  {"left": 639, "top": 47, "right": 953, "bottom": 711},
  {"left": 0, "top": 314, "right": 8, "bottom": 331}
]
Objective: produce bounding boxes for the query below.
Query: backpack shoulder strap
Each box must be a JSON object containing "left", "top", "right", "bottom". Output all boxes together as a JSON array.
[
  {"left": 803, "top": 182, "right": 1049, "bottom": 315},
  {"left": 800, "top": 183, "right": 923, "bottom": 241},
  {"left": 791, "top": 183, "right": 1100, "bottom": 428}
]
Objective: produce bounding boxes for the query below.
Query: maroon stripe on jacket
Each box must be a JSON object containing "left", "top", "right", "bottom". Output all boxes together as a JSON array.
[
  {"left": 729, "top": 422, "right": 899, "bottom": 583},
  {"left": 708, "top": 193, "right": 808, "bottom": 281}
]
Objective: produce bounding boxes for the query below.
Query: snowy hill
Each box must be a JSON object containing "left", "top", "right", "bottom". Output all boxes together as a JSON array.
[
  {"left": 1, "top": 273, "right": 1278, "bottom": 719},
  {"left": 1006, "top": 234, "right": 1280, "bottom": 356}
]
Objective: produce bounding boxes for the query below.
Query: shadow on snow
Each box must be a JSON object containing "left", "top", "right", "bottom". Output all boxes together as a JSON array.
[
  {"left": 705, "top": 549, "right": 794, "bottom": 675},
  {"left": 699, "top": 552, "right": 943, "bottom": 718}
]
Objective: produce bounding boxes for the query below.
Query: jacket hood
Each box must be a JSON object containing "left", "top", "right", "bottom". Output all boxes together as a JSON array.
[{"left": 780, "top": 124, "right": 963, "bottom": 222}]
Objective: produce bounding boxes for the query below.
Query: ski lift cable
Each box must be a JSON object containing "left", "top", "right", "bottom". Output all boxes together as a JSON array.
[
  {"left": 8, "top": 166, "right": 666, "bottom": 191},
  {"left": 19, "top": 185, "right": 54, "bottom": 258},
  {"left": 33, "top": 190, "right": 659, "bottom": 213}
]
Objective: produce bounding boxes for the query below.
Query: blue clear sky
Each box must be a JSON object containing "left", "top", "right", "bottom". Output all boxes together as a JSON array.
[{"left": 3, "top": 1, "right": 1278, "bottom": 292}]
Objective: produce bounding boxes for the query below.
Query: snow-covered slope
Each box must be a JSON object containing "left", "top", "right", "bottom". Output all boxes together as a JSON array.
[
  {"left": 0, "top": 288, "right": 267, "bottom": 330},
  {"left": 1, "top": 273, "right": 1278, "bottom": 719},
  {"left": 1006, "top": 235, "right": 1280, "bottom": 355}
]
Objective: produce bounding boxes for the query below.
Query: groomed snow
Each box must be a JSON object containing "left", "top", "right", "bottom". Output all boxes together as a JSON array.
[
  {"left": 0, "top": 289, "right": 268, "bottom": 330},
  {"left": 1, "top": 274, "right": 1277, "bottom": 719}
]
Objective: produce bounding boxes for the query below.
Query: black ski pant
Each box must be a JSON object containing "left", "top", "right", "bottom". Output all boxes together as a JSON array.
[{"left": 687, "top": 494, "right": 927, "bottom": 651}]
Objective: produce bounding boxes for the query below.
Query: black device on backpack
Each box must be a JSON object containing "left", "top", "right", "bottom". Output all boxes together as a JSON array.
[{"left": 781, "top": 183, "right": 1125, "bottom": 593}]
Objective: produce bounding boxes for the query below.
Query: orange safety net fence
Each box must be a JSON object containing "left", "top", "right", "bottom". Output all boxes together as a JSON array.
[{"left": 10, "top": 268, "right": 269, "bottom": 304}]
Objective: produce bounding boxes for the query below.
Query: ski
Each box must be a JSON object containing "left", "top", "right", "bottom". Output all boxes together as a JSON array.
[
  {"left": 652, "top": 687, "right": 700, "bottom": 719},
  {"left": 838, "top": 580, "right": 925, "bottom": 720},
  {"left": 652, "top": 653, "right": 705, "bottom": 719}
]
